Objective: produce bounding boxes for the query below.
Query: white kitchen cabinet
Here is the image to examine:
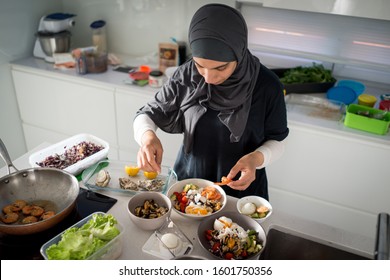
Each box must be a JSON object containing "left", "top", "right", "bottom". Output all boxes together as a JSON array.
[
  {"left": 267, "top": 122, "right": 390, "bottom": 240},
  {"left": 12, "top": 66, "right": 119, "bottom": 159},
  {"left": 115, "top": 88, "right": 183, "bottom": 167}
]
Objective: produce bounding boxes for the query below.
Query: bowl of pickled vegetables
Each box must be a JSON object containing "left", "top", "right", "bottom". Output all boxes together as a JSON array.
[
  {"left": 197, "top": 212, "right": 266, "bottom": 260},
  {"left": 166, "top": 178, "right": 226, "bottom": 220}
]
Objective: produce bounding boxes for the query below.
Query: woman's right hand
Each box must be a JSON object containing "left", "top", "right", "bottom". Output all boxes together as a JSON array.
[{"left": 137, "top": 130, "right": 163, "bottom": 173}]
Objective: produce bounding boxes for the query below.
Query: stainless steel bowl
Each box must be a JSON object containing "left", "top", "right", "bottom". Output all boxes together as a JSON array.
[{"left": 37, "top": 31, "right": 71, "bottom": 56}]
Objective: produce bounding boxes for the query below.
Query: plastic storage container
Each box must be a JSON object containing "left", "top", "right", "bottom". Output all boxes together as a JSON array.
[
  {"left": 358, "top": 94, "right": 377, "bottom": 107},
  {"left": 29, "top": 133, "right": 109, "bottom": 175},
  {"left": 336, "top": 80, "right": 365, "bottom": 95},
  {"left": 40, "top": 212, "right": 124, "bottom": 260},
  {"left": 326, "top": 86, "right": 357, "bottom": 105},
  {"left": 344, "top": 104, "right": 390, "bottom": 135}
]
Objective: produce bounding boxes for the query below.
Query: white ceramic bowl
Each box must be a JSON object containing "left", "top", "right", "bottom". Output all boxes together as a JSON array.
[
  {"left": 236, "top": 195, "right": 273, "bottom": 223},
  {"left": 197, "top": 211, "right": 266, "bottom": 260},
  {"left": 166, "top": 178, "right": 227, "bottom": 220},
  {"left": 127, "top": 192, "right": 172, "bottom": 231}
]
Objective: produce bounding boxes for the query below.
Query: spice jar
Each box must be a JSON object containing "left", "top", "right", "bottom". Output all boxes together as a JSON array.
[{"left": 149, "top": 70, "right": 164, "bottom": 88}]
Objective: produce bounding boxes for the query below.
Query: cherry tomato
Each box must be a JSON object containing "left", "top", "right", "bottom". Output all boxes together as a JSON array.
[
  {"left": 212, "top": 242, "right": 221, "bottom": 252},
  {"left": 205, "top": 230, "right": 213, "bottom": 241},
  {"left": 224, "top": 252, "right": 234, "bottom": 260}
]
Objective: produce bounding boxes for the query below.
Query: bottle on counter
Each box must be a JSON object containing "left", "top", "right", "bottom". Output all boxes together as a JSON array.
[{"left": 90, "top": 20, "right": 107, "bottom": 53}]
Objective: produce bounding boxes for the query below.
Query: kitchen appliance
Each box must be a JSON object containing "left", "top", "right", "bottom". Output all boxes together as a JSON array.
[{"left": 33, "top": 13, "right": 76, "bottom": 63}]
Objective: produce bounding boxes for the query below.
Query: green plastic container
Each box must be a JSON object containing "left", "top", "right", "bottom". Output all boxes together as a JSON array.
[{"left": 344, "top": 104, "right": 390, "bottom": 135}]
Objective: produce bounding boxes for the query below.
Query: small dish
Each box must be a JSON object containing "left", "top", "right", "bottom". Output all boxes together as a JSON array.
[
  {"left": 81, "top": 159, "right": 177, "bottom": 195},
  {"left": 127, "top": 192, "right": 172, "bottom": 231},
  {"left": 236, "top": 195, "right": 273, "bottom": 223}
]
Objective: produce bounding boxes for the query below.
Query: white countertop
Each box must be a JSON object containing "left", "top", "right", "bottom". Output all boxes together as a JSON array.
[
  {"left": 11, "top": 57, "right": 390, "bottom": 147},
  {"left": 0, "top": 143, "right": 375, "bottom": 259}
]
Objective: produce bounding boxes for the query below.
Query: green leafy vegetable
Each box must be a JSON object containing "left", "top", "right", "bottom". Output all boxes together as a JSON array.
[
  {"left": 46, "top": 213, "right": 120, "bottom": 260},
  {"left": 279, "top": 63, "right": 336, "bottom": 84}
]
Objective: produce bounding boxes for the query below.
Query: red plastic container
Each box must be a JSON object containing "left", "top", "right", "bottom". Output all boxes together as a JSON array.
[{"left": 379, "top": 100, "right": 390, "bottom": 111}]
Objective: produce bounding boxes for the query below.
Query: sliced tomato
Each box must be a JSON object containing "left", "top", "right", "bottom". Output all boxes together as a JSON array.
[
  {"left": 241, "top": 250, "right": 248, "bottom": 258},
  {"left": 179, "top": 202, "right": 186, "bottom": 213},
  {"left": 173, "top": 191, "right": 181, "bottom": 201},
  {"left": 181, "top": 195, "right": 188, "bottom": 204}
]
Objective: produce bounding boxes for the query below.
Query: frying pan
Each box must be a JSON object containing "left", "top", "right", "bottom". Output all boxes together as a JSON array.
[{"left": 0, "top": 139, "right": 79, "bottom": 235}]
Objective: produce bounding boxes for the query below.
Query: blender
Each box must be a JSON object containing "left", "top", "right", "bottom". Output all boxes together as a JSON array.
[{"left": 33, "top": 13, "right": 76, "bottom": 63}]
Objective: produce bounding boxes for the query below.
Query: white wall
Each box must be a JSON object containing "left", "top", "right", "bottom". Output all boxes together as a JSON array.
[
  {"left": 0, "top": 0, "right": 63, "bottom": 167},
  {"left": 62, "top": 0, "right": 235, "bottom": 56}
]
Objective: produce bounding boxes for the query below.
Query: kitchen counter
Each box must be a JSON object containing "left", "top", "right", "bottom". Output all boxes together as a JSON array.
[
  {"left": 11, "top": 57, "right": 390, "bottom": 146},
  {"left": 0, "top": 143, "right": 375, "bottom": 259},
  {"left": 10, "top": 56, "right": 158, "bottom": 95}
]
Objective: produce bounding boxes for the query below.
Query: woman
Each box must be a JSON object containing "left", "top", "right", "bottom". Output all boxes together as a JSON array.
[{"left": 133, "top": 3, "right": 289, "bottom": 199}]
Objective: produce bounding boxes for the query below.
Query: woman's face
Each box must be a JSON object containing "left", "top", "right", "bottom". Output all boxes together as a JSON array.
[{"left": 193, "top": 57, "right": 237, "bottom": 85}]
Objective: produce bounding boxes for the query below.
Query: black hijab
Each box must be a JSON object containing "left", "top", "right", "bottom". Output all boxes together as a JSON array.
[{"left": 137, "top": 4, "right": 261, "bottom": 153}]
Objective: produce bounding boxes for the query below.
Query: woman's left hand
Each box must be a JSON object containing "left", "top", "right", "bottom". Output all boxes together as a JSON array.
[{"left": 226, "top": 151, "right": 264, "bottom": 191}]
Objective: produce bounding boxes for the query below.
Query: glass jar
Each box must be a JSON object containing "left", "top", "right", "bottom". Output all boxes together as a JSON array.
[
  {"left": 90, "top": 20, "right": 107, "bottom": 53},
  {"left": 149, "top": 70, "right": 164, "bottom": 88}
]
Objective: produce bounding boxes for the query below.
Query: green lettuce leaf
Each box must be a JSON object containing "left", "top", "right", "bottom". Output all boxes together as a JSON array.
[{"left": 46, "top": 213, "right": 120, "bottom": 260}]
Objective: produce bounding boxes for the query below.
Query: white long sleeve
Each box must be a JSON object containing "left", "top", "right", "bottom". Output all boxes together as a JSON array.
[
  {"left": 134, "top": 114, "right": 286, "bottom": 168},
  {"left": 255, "top": 139, "right": 286, "bottom": 169},
  {"left": 133, "top": 114, "right": 158, "bottom": 146}
]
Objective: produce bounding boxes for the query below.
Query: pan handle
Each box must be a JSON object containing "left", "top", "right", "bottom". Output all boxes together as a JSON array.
[{"left": 0, "top": 138, "right": 19, "bottom": 174}]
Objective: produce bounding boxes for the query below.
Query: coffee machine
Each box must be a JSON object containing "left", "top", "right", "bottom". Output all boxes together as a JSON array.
[{"left": 33, "top": 13, "right": 76, "bottom": 62}]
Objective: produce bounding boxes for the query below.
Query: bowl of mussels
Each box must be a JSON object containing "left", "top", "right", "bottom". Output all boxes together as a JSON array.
[{"left": 127, "top": 192, "right": 172, "bottom": 231}]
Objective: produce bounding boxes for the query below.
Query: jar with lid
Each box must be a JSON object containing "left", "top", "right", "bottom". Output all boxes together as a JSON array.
[
  {"left": 90, "top": 20, "right": 107, "bottom": 53},
  {"left": 149, "top": 70, "right": 164, "bottom": 88}
]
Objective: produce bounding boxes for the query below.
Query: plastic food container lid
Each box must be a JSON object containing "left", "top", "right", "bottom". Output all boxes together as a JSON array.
[
  {"left": 380, "top": 94, "right": 390, "bottom": 101},
  {"left": 149, "top": 70, "right": 163, "bottom": 77},
  {"left": 90, "top": 20, "right": 106, "bottom": 29},
  {"left": 336, "top": 80, "right": 365, "bottom": 95},
  {"left": 358, "top": 94, "right": 377, "bottom": 104},
  {"left": 326, "top": 86, "right": 357, "bottom": 105}
]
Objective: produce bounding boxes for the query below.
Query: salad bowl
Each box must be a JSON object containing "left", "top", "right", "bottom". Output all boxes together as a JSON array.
[
  {"left": 166, "top": 178, "right": 227, "bottom": 220},
  {"left": 197, "top": 211, "right": 266, "bottom": 260}
]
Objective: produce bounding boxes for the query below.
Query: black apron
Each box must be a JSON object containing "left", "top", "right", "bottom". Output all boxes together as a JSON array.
[{"left": 173, "top": 109, "right": 269, "bottom": 200}]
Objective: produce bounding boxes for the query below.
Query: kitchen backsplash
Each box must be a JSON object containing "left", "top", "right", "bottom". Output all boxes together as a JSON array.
[{"left": 62, "top": 0, "right": 235, "bottom": 56}]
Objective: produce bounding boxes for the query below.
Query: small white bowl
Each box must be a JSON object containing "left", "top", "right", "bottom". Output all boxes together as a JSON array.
[
  {"left": 127, "top": 192, "right": 172, "bottom": 231},
  {"left": 236, "top": 195, "right": 273, "bottom": 223},
  {"left": 166, "top": 178, "right": 227, "bottom": 220}
]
